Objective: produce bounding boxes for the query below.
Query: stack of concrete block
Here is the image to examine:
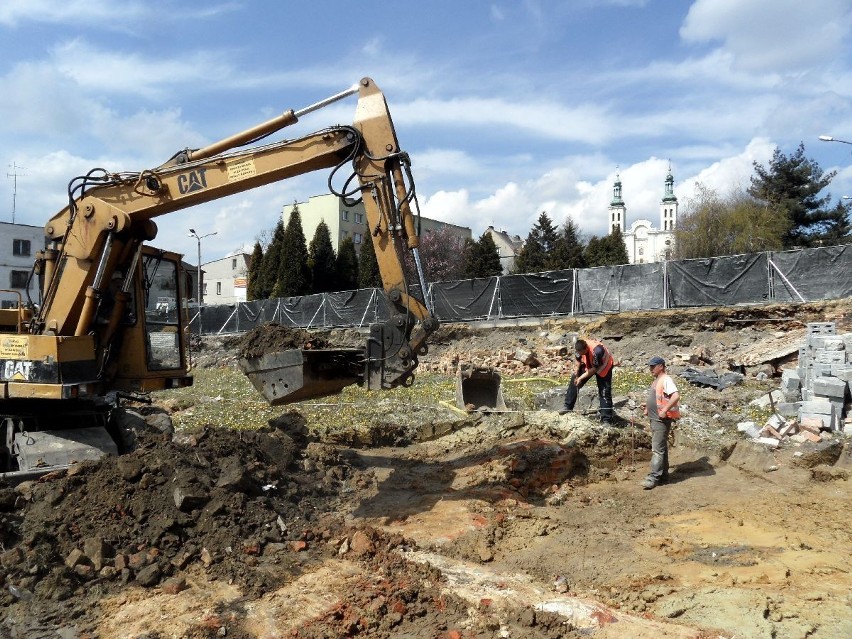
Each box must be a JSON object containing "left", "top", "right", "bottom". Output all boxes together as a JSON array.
[{"left": 789, "top": 322, "right": 852, "bottom": 432}]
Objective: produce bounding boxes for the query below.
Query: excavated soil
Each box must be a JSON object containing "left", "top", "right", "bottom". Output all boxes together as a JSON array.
[
  {"left": 235, "top": 325, "right": 330, "bottom": 360},
  {"left": 1, "top": 300, "right": 852, "bottom": 638}
]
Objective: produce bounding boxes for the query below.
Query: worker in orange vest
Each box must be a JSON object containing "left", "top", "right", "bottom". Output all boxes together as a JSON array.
[
  {"left": 562, "top": 338, "right": 614, "bottom": 423},
  {"left": 641, "top": 356, "right": 680, "bottom": 490}
]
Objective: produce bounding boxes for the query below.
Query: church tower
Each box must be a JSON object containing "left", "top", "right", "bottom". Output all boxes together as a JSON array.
[
  {"left": 608, "top": 169, "right": 626, "bottom": 233},
  {"left": 660, "top": 161, "right": 678, "bottom": 231}
]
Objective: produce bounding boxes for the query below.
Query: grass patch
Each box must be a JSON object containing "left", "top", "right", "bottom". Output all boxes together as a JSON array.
[{"left": 155, "top": 365, "right": 676, "bottom": 434}]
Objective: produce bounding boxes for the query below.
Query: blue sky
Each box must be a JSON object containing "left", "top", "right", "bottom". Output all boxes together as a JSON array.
[{"left": 1, "top": 0, "right": 851, "bottom": 263}]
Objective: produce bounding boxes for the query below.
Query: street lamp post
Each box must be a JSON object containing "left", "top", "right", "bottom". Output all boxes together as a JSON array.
[
  {"left": 819, "top": 134, "right": 852, "bottom": 146},
  {"left": 188, "top": 228, "right": 217, "bottom": 335}
]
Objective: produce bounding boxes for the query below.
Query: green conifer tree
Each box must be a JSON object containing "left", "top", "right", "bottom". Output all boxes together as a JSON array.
[
  {"left": 749, "top": 143, "right": 849, "bottom": 247},
  {"left": 512, "top": 211, "right": 559, "bottom": 274},
  {"left": 308, "top": 221, "right": 337, "bottom": 293},
  {"left": 259, "top": 220, "right": 285, "bottom": 298},
  {"left": 549, "top": 219, "right": 586, "bottom": 269},
  {"left": 465, "top": 232, "right": 503, "bottom": 278},
  {"left": 335, "top": 237, "right": 359, "bottom": 290},
  {"left": 246, "top": 241, "right": 264, "bottom": 300},
  {"left": 275, "top": 205, "right": 310, "bottom": 298}
]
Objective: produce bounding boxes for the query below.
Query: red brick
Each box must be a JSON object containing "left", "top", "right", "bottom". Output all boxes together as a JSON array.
[
  {"left": 161, "top": 577, "right": 188, "bottom": 595},
  {"left": 290, "top": 541, "right": 307, "bottom": 552},
  {"left": 349, "top": 531, "right": 374, "bottom": 557},
  {"left": 800, "top": 418, "right": 823, "bottom": 434}
]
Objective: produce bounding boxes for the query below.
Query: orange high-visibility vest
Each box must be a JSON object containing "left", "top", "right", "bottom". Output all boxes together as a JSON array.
[
  {"left": 579, "top": 339, "right": 613, "bottom": 377},
  {"left": 655, "top": 374, "right": 680, "bottom": 419}
]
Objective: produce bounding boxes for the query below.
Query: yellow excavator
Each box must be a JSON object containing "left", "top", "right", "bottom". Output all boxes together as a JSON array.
[{"left": 0, "top": 78, "right": 438, "bottom": 481}]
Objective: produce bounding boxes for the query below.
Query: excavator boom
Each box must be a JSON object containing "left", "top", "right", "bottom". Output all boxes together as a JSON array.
[{"left": 1, "top": 78, "right": 438, "bottom": 480}]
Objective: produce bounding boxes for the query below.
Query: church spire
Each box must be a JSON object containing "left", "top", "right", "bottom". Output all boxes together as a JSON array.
[
  {"left": 609, "top": 166, "right": 626, "bottom": 233},
  {"left": 660, "top": 160, "right": 678, "bottom": 231},
  {"left": 662, "top": 160, "right": 677, "bottom": 203},
  {"left": 611, "top": 167, "right": 624, "bottom": 206}
]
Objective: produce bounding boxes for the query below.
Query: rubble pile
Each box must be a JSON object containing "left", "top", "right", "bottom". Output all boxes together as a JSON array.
[
  {"left": 739, "top": 322, "right": 852, "bottom": 447},
  {"left": 0, "top": 418, "right": 367, "bottom": 606}
]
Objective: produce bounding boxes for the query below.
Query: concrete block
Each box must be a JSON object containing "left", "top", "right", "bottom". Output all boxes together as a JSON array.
[
  {"left": 754, "top": 436, "right": 780, "bottom": 448},
  {"left": 808, "top": 363, "right": 833, "bottom": 379},
  {"left": 815, "top": 350, "right": 846, "bottom": 364},
  {"left": 737, "top": 421, "right": 761, "bottom": 438},
  {"left": 820, "top": 337, "right": 845, "bottom": 351},
  {"left": 766, "top": 414, "right": 786, "bottom": 429},
  {"left": 749, "top": 389, "right": 784, "bottom": 409},
  {"left": 812, "top": 376, "right": 848, "bottom": 400},
  {"left": 781, "top": 369, "right": 801, "bottom": 392},
  {"left": 799, "top": 399, "right": 833, "bottom": 414},
  {"left": 774, "top": 402, "right": 800, "bottom": 417},
  {"left": 831, "top": 366, "right": 852, "bottom": 379},
  {"left": 807, "top": 322, "right": 836, "bottom": 335},
  {"left": 782, "top": 390, "right": 801, "bottom": 403}
]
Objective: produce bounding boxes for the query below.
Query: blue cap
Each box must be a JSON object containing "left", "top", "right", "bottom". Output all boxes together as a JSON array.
[{"left": 648, "top": 356, "right": 665, "bottom": 367}]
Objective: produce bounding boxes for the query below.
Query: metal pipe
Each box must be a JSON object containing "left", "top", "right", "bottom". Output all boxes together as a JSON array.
[
  {"left": 294, "top": 84, "right": 360, "bottom": 119},
  {"left": 75, "top": 233, "right": 114, "bottom": 336},
  {"left": 188, "top": 83, "right": 360, "bottom": 163}
]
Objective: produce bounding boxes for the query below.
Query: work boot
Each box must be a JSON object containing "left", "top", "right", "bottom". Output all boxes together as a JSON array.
[{"left": 641, "top": 477, "right": 657, "bottom": 490}]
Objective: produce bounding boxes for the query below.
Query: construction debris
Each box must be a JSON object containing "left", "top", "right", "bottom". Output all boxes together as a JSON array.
[{"left": 739, "top": 322, "right": 852, "bottom": 447}]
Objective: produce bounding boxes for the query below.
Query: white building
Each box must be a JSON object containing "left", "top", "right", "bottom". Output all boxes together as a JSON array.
[
  {"left": 609, "top": 166, "right": 678, "bottom": 264},
  {"left": 283, "top": 193, "right": 472, "bottom": 255},
  {"left": 484, "top": 226, "right": 524, "bottom": 275},
  {"left": 0, "top": 222, "right": 43, "bottom": 308},
  {"left": 202, "top": 251, "right": 251, "bottom": 305}
]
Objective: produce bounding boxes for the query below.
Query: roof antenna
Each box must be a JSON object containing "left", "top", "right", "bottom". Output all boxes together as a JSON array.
[{"left": 7, "top": 162, "right": 26, "bottom": 224}]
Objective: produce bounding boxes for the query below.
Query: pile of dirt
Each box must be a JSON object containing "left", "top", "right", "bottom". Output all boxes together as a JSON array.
[
  {"left": 0, "top": 415, "right": 370, "bottom": 634},
  {"left": 235, "top": 324, "right": 331, "bottom": 360}
]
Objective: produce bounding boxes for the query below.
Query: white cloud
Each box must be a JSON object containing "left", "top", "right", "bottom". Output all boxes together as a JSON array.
[
  {"left": 422, "top": 140, "right": 781, "bottom": 241},
  {"left": 0, "top": 0, "right": 238, "bottom": 27},
  {"left": 684, "top": 137, "right": 776, "bottom": 197},
  {"left": 50, "top": 40, "right": 234, "bottom": 99},
  {"left": 681, "top": 0, "right": 852, "bottom": 74},
  {"left": 399, "top": 98, "right": 612, "bottom": 144}
]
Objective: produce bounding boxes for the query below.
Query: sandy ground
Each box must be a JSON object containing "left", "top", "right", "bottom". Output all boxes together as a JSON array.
[{"left": 1, "top": 301, "right": 851, "bottom": 639}]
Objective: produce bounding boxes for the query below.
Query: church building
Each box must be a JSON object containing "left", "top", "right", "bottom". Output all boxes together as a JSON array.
[{"left": 608, "top": 165, "right": 678, "bottom": 264}]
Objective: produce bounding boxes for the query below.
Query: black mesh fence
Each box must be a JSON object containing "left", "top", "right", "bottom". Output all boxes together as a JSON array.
[{"left": 194, "top": 244, "right": 852, "bottom": 334}]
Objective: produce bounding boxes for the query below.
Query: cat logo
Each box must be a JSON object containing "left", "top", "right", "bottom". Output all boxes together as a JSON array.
[
  {"left": 3, "top": 360, "right": 33, "bottom": 381},
  {"left": 177, "top": 168, "right": 209, "bottom": 194}
]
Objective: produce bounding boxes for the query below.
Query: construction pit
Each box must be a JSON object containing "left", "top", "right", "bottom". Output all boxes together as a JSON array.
[{"left": 1, "top": 300, "right": 851, "bottom": 639}]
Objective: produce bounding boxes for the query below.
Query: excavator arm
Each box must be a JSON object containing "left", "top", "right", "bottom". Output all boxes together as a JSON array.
[{"left": 30, "top": 77, "right": 437, "bottom": 404}]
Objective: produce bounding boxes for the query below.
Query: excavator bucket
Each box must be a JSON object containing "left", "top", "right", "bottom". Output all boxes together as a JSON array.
[
  {"left": 239, "top": 348, "right": 364, "bottom": 405},
  {"left": 455, "top": 364, "right": 507, "bottom": 411}
]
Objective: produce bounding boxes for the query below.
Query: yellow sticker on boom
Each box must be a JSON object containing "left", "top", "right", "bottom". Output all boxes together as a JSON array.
[
  {"left": 227, "top": 158, "right": 257, "bottom": 181},
  {"left": 0, "top": 336, "right": 28, "bottom": 359}
]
